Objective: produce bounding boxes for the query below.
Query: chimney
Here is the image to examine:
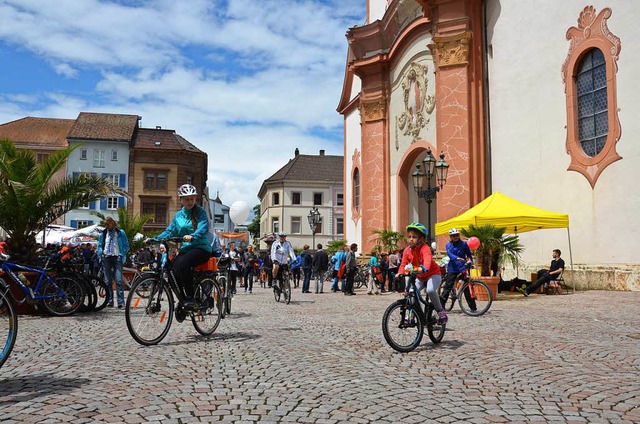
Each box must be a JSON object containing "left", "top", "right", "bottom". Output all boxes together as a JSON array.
[
  {"left": 156, "top": 126, "right": 161, "bottom": 129},
  {"left": 319, "top": 149, "right": 325, "bottom": 156},
  {"left": 295, "top": 148, "right": 299, "bottom": 157}
]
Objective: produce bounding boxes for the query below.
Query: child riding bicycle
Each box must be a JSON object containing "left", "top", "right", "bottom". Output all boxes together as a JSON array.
[{"left": 396, "top": 222, "right": 448, "bottom": 324}]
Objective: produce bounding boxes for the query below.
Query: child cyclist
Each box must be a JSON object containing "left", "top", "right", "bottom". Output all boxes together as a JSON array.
[{"left": 397, "top": 222, "right": 448, "bottom": 323}]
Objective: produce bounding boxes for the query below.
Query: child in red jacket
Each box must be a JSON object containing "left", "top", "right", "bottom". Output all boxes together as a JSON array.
[{"left": 397, "top": 222, "right": 447, "bottom": 323}]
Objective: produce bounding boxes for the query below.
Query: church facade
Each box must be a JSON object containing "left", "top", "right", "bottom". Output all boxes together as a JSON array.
[{"left": 338, "top": 0, "right": 639, "bottom": 290}]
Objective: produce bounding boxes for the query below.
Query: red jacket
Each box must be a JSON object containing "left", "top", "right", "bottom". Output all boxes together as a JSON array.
[{"left": 398, "top": 242, "right": 439, "bottom": 280}]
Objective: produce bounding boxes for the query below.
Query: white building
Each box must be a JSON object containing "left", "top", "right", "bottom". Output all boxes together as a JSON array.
[
  {"left": 338, "top": 0, "right": 639, "bottom": 290},
  {"left": 258, "top": 149, "right": 344, "bottom": 251}
]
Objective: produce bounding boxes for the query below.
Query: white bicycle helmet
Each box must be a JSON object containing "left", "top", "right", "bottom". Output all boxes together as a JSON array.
[
  {"left": 448, "top": 227, "right": 461, "bottom": 236},
  {"left": 178, "top": 184, "right": 197, "bottom": 197},
  {"left": 277, "top": 232, "right": 287, "bottom": 237}
]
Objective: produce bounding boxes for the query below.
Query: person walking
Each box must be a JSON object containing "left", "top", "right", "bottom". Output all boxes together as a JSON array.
[
  {"left": 227, "top": 242, "right": 241, "bottom": 294},
  {"left": 243, "top": 245, "right": 257, "bottom": 293},
  {"left": 344, "top": 243, "right": 358, "bottom": 296},
  {"left": 388, "top": 249, "right": 400, "bottom": 291},
  {"left": 330, "top": 247, "right": 346, "bottom": 292},
  {"left": 312, "top": 243, "right": 329, "bottom": 294},
  {"left": 291, "top": 251, "right": 302, "bottom": 288},
  {"left": 98, "top": 216, "right": 130, "bottom": 308},
  {"left": 300, "top": 245, "right": 313, "bottom": 293},
  {"left": 367, "top": 250, "right": 380, "bottom": 295}
]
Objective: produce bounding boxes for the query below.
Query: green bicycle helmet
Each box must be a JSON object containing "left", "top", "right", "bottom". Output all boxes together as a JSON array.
[{"left": 406, "top": 222, "right": 428, "bottom": 238}]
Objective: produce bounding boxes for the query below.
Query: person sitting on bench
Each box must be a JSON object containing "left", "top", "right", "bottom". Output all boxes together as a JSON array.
[{"left": 517, "top": 249, "right": 565, "bottom": 297}]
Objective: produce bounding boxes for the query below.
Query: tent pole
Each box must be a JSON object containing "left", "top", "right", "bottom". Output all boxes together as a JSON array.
[{"left": 567, "top": 227, "right": 575, "bottom": 293}]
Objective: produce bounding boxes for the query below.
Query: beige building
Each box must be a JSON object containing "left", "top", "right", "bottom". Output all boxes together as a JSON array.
[
  {"left": 130, "top": 127, "right": 208, "bottom": 233},
  {"left": 258, "top": 149, "right": 343, "bottom": 251}
]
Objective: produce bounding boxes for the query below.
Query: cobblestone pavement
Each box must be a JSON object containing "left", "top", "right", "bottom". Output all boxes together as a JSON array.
[{"left": 1, "top": 287, "right": 639, "bottom": 423}]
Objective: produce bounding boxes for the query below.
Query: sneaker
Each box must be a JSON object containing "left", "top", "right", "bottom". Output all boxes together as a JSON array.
[
  {"left": 117, "top": 304, "right": 124, "bottom": 309},
  {"left": 516, "top": 287, "right": 529, "bottom": 297},
  {"left": 437, "top": 310, "right": 448, "bottom": 324},
  {"left": 107, "top": 303, "right": 114, "bottom": 307}
]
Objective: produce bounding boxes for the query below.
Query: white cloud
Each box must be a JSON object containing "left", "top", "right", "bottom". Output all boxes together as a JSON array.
[{"left": 0, "top": 0, "right": 363, "bottom": 209}]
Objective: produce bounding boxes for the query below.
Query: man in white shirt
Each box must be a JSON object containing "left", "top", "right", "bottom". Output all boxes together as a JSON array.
[{"left": 270, "top": 232, "right": 296, "bottom": 291}]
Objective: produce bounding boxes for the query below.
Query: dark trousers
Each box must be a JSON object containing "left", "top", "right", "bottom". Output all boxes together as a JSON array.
[
  {"left": 440, "top": 273, "right": 458, "bottom": 302},
  {"left": 229, "top": 269, "right": 239, "bottom": 293},
  {"left": 245, "top": 269, "right": 254, "bottom": 292},
  {"left": 302, "top": 268, "right": 312, "bottom": 292},
  {"left": 526, "top": 271, "right": 553, "bottom": 294},
  {"left": 344, "top": 269, "right": 355, "bottom": 294},
  {"left": 292, "top": 268, "right": 301, "bottom": 287},
  {"left": 172, "top": 248, "right": 210, "bottom": 298}
]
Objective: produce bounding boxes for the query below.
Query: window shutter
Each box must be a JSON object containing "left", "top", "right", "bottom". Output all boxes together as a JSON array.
[
  {"left": 118, "top": 197, "right": 125, "bottom": 207},
  {"left": 70, "top": 220, "right": 77, "bottom": 229},
  {"left": 89, "top": 201, "right": 96, "bottom": 209},
  {"left": 119, "top": 174, "right": 126, "bottom": 188},
  {"left": 100, "top": 198, "right": 107, "bottom": 210}
]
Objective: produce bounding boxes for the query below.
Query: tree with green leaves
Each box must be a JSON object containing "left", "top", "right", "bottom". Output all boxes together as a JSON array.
[
  {"left": 326, "top": 239, "right": 347, "bottom": 256},
  {"left": 246, "top": 204, "right": 261, "bottom": 247},
  {"left": 0, "top": 138, "right": 123, "bottom": 263},
  {"left": 460, "top": 224, "right": 524, "bottom": 276},
  {"left": 92, "top": 207, "right": 154, "bottom": 257},
  {"left": 371, "top": 228, "right": 405, "bottom": 254}
]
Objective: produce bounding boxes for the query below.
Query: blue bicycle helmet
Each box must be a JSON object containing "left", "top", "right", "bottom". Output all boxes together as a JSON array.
[{"left": 405, "top": 222, "right": 428, "bottom": 238}]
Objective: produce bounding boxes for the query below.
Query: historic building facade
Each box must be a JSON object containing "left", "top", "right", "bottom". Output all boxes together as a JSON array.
[
  {"left": 258, "top": 149, "right": 344, "bottom": 251},
  {"left": 339, "top": 0, "right": 639, "bottom": 290}
]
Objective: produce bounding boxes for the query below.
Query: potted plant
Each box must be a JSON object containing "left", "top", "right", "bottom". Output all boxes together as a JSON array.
[{"left": 460, "top": 224, "right": 523, "bottom": 297}]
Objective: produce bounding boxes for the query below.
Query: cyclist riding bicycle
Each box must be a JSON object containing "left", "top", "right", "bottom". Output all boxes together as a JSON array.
[
  {"left": 151, "top": 184, "right": 212, "bottom": 309},
  {"left": 270, "top": 232, "right": 296, "bottom": 291},
  {"left": 396, "top": 222, "right": 448, "bottom": 324},
  {"left": 440, "top": 228, "right": 476, "bottom": 311}
]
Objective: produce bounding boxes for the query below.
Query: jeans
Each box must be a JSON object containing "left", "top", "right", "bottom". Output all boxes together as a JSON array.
[
  {"left": 302, "top": 268, "right": 312, "bottom": 292},
  {"left": 245, "top": 270, "right": 254, "bottom": 292},
  {"left": 313, "top": 269, "right": 325, "bottom": 293},
  {"left": 103, "top": 256, "right": 124, "bottom": 306}
]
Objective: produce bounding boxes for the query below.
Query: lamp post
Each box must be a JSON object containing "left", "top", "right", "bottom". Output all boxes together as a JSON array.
[
  {"left": 412, "top": 148, "right": 449, "bottom": 244},
  {"left": 307, "top": 207, "right": 321, "bottom": 249}
]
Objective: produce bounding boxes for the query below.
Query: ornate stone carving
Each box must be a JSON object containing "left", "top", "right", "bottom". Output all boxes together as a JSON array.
[
  {"left": 360, "top": 98, "right": 386, "bottom": 122},
  {"left": 428, "top": 31, "right": 471, "bottom": 68},
  {"left": 395, "top": 62, "right": 435, "bottom": 145},
  {"left": 562, "top": 6, "right": 622, "bottom": 188}
]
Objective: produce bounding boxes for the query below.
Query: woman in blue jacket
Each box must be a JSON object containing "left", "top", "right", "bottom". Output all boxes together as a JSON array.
[{"left": 154, "top": 184, "right": 212, "bottom": 308}]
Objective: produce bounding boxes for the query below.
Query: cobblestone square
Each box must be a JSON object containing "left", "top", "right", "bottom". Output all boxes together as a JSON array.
[{"left": 1, "top": 289, "right": 639, "bottom": 423}]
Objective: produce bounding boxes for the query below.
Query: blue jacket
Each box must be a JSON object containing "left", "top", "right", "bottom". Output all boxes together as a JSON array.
[
  {"left": 446, "top": 240, "right": 473, "bottom": 273},
  {"left": 331, "top": 250, "right": 346, "bottom": 271},
  {"left": 156, "top": 205, "right": 212, "bottom": 253},
  {"left": 291, "top": 254, "right": 302, "bottom": 270},
  {"left": 98, "top": 228, "right": 130, "bottom": 262}
]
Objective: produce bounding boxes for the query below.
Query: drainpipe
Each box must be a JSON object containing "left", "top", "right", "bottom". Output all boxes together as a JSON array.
[{"left": 482, "top": 0, "right": 493, "bottom": 195}]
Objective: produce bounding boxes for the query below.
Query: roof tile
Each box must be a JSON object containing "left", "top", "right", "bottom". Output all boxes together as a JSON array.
[
  {"left": 0, "top": 117, "right": 74, "bottom": 148},
  {"left": 67, "top": 112, "right": 139, "bottom": 141}
]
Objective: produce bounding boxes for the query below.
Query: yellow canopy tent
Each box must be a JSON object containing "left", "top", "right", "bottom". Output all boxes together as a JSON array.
[{"left": 435, "top": 192, "right": 573, "bottom": 291}]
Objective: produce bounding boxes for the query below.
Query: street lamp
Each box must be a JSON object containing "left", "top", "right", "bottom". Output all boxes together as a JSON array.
[
  {"left": 412, "top": 148, "right": 449, "bottom": 243},
  {"left": 307, "top": 207, "right": 321, "bottom": 249}
]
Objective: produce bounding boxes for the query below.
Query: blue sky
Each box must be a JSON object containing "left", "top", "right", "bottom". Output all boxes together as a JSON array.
[{"left": 0, "top": 0, "right": 364, "bottom": 207}]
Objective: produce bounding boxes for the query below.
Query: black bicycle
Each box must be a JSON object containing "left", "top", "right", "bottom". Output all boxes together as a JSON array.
[
  {"left": 382, "top": 272, "right": 446, "bottom": 353},
  {"left": 439, "top": 263, "right": 492, "bottom": 316},
  {"left": 125, "top": 238, "right": 222, "bottom": 346},
  {"left": 273, "top": 262, "right": 291, "bottom": 304}
]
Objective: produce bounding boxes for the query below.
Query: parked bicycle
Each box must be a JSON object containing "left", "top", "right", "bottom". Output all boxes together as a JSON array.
[
  {"left": 216, "top": 253, "right": 233, "bottom": 316},
  {"left": 125, "top": 238, "right": 222, "bottom": 346},
  {"left": 0, "top": 271, "right": 18, "bottom": 369},
  {"left": 382, "top": 272, "right": 446, "bottom": 353},
  {"left": 439, "top": 262, "right": 493, "bottom": 316},
  {"left": 0, "top": 252, "right": 84, "bottom": 316},
  {"left": 272, "top": 263, "right": 291, "bottom": 304}
]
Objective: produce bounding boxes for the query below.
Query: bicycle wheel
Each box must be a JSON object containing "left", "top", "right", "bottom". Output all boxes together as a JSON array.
[
  {"left": 125, "top": 277, "right": 174, "bottom": 346},
  {"left": 40, "top": 276, "right": 85, "bottom": 316},
  {"left": 273, "top": 282, "right": 281, "bottom": 302},
  {"left": 79, "top": 277, "right": 97, "bottom": 313},
  {"left": 382, "top": 299, "right": 424, "bottom": 353},
  {"left": 458, "top": 280, "right": 493, "bottom": 316},
  {"left": 191, "top": 278, "right": 222, "bottom": 336},
  {"left": 283, "top": 274, "right": 291, "bottom": 304},
  {"left": 224, "top": 279, "right": 232, "bottom": 315},
  {"left": 438, "top": 282, "right": 457, "bottom": 312},
  {"left": 93, "top": 278, "right": 110, "bottom": 311},
  {"left": 0, "top": 287, "right": 18, "bottom": 369},
  {"left": 426, "top": 304, "right": 446, "bottom": 344}
]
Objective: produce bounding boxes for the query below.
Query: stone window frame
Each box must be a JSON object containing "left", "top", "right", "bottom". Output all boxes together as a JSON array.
[{"left": 562, "top": 6, "right": 621, "bottom": 188}]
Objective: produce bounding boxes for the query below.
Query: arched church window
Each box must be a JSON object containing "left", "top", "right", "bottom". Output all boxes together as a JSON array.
[
  {"left": 576, "top": 48, "right": 608, "bottom": 157},
  {"left": 353, "top": 168, "right": 360, "bottom": 212}
]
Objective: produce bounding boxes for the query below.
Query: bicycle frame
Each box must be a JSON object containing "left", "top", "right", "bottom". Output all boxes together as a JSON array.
[
  {"left": 0, "top": 258, "right": 66, "bottom": 303},
  {"left": 404, "top": 274, "right": 431, "bottom": 318}
]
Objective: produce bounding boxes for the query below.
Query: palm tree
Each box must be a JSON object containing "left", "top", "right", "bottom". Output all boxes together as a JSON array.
[
  {"left": 0, "top": 138, "right": 123, "bottom": 263},
  {"left": 326, "top": 239, "right": 347, "bottom": 256},
  {"left": 460, "top": 224, "right": 524, "bottom": 276},
  {"left": 371, "top": 228, "right": 405, "bottom": 254},
  {"left": 92, "top": 207, "right": 154, "bottom": 256}
]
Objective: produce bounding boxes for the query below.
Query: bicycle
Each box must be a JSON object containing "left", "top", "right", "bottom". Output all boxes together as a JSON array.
[
  {"left": 0, "top": 273, "right": 18, "bottom": 369},
  {"left": 215, "top": 254, "right": 233, "bottom": 316},
  {"left": 125, "top": 238, "right": 222, "bottom": 346},
  {"left": 382, "top": 272, "right": 446, "bottom": 353},
  {"left": 439, "top": 262, "right": 493, "bottom": 316},
  {"left": 272, "top": 262, "right": 291, "bottom": 304},
  {"left": 0, "top": 252, "right": 85, "bottom": 316}
]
